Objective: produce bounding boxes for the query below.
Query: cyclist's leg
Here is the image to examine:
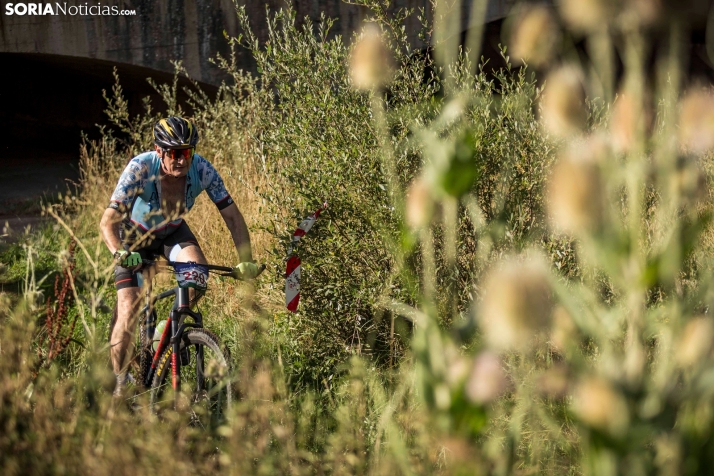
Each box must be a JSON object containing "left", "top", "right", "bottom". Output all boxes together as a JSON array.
[
  {"left": 111, "top": 268, "right": 142, "bottom": 395},
  {"left": 173, "top": 243, "right": 207, "bottom": 263},
  {"left": 177, "top": 245, "right": 208, "bottom": 306},
  {"left": 112, "top": 286, "right": 141, "bottom": 373},
  {"left": 111, "top": 224, "right": 158, "bottom": 395},
  {"left": 163, "top": 222, "right": 206, "bottom": 306}
]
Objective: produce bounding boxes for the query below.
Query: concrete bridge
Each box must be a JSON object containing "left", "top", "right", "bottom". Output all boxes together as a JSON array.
[
  {"left": 0, "top": 0, "right": 512, "bottom": 212},
  {"left": 0, "top": 0, "right": 513, "bottom": 85}
]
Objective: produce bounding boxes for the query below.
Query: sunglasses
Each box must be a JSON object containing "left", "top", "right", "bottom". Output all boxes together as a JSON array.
[{"left": 162, "top": 148, "right": 194, "bottom": 160}]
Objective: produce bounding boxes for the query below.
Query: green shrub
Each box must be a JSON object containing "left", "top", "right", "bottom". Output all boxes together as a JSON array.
[{"left": 227, "top": 5, "right": 556, "bottom": 389}]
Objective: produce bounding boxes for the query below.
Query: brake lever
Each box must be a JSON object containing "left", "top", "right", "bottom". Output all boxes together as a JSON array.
[
  {"left": 233, "top": 263, "right": 267, "bottom": 280},
  {"left": 256, "top": 263, "right": 267, "bottom": 276}
]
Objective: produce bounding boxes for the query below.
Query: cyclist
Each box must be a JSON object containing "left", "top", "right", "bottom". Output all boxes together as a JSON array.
[{"left": 99, "top": 116, "right": 259, "bottom": 396}]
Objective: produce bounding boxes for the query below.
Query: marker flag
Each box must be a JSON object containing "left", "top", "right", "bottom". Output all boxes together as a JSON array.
[
  {"left": 285, "top": 255, "right": 301, "bottom": 312},
  {"left": 285, "top": 202, "right": 327, "bottom": 312}
]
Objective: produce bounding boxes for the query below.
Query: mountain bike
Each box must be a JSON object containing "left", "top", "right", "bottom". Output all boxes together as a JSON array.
[{"left": 128, "top": 258, "right": 264, "bottom": 426}]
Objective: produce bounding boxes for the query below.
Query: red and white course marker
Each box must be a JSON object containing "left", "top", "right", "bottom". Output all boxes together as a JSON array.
[{"left": 285, "top": 202, "right": 327, "bottom": 312}]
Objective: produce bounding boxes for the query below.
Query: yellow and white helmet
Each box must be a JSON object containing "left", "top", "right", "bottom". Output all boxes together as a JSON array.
[{"left": 154, "top": 116, "right": 199, "bottom": 149}]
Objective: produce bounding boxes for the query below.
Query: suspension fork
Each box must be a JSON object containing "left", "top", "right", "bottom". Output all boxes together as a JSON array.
[
  {"left": 147, "top": 315, "right": 171, "bottom": 388},
  {"left": 171, "top": 287, "right": 192, "bottom": 404}
]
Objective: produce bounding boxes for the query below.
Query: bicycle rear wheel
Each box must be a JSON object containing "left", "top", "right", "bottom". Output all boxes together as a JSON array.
[{"left": 149, "top": 328, "right": 233, "bottom": 427}]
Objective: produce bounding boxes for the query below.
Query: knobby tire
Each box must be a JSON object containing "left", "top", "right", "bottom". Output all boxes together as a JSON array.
[
  {"left": 137, "top": 318, "right": 154, "bottom": 389},
  {"left": 149, "top": 328, "right": 232, "bottom": 427}
]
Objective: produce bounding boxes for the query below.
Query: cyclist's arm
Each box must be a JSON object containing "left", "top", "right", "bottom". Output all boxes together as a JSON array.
[
  {"left": 100, "top": 156, "right": 147, "bottom": 256},
  {"left": 100, "top": 208, "right": 125, "bottom": 255},
  {"left": 195, "top": 155, "right": 253, "bottom": 262},
  {"left": 219, "top": 203, "right": 253, "bottom": 263}
]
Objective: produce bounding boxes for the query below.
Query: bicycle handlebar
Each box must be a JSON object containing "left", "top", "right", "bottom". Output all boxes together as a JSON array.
[{"left": 140, "top": 260, "right": 267, "bottom": 281}]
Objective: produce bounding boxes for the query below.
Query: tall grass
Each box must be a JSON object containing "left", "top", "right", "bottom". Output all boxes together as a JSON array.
[{"left": 3, "top": 0, "right": 714, "bottom": 473}]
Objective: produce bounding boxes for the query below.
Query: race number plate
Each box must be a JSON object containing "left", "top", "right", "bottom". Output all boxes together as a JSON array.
[{"left": 174, "top": 263, "right": 209, "bottom": 290}]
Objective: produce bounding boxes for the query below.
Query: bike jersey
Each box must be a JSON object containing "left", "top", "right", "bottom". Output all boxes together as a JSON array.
[{"left": 108, "top": 151, "right": 234, "bottom": 232}]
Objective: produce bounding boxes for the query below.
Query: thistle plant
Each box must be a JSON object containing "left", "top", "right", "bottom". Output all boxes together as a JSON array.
[{"left": 348, "top": 0, "right": 714, "bottom": 473}]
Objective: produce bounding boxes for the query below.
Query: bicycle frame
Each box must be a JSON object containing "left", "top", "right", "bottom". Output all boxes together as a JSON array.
[
  {"left": 142, "top": 285, "right": 204, "bottom": 401},
  {"left": 136, "top": 260, "right": 264, "bottom": 406}
]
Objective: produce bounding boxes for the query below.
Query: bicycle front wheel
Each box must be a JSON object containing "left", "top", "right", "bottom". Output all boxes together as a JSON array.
[
  {"left": 137, "top": 311, "right": 156, "bottom": 389},
  {"left": 149, "top": 328, "right": 233, "bottom": 427}
]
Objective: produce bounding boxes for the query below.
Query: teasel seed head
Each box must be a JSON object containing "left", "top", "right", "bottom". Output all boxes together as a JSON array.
[
  {"left": 571, "top": 377, "right": 630, "bottom": 437},
  {"left": 547, "top": 136, "right": 608, "bottom": 236},
  {"left": 349, "top": 24, "right": 394, "bottom": 91},
  {"left": 540, "top": 66, "right": 587, "bottom": 139},
  {"left": 478, "top": 255, "right": 553, "bottom": 351},
  {"left": 406, "top": 176, "right": 434, "bottom": 229},
  {"left": 679, "top": 88, "right": 714, "bottom": 154},
  {"left": 676, "top": 317, "right": 714, "bottom": 368},
  {"left": 510, "top": 4, "right": 561, "bottom": 68},
  {"left": 465, "top": 351, "right": 508, "bottom": 404},
  {"left": 558, "top": 0, "right": 618, "bottom": 33}
]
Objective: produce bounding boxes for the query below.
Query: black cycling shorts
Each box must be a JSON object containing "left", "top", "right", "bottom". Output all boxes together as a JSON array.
[{"left": 114, "top": 220, "right": 200, "bottom": 290}]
